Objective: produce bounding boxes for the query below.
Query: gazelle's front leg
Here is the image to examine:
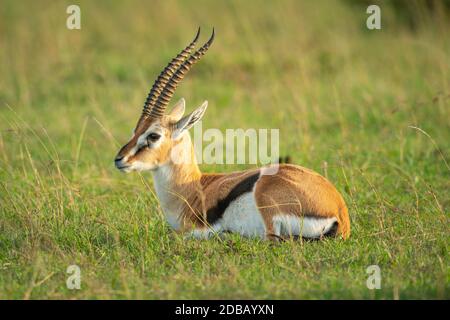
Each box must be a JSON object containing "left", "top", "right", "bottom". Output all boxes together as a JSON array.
[
  {"left": 260, "top": 212, "right": 283, "bottom": 242},
  {"left": 184, "top": 224, "right": 223, "bottom": 240}
]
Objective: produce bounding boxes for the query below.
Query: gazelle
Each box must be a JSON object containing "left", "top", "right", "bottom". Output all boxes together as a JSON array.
[{"left": 114, "top": 29, "right": 350, "bottom": 241}]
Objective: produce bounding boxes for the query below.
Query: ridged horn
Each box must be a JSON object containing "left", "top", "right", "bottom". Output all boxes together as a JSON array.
[
  {"left": 141, "top": 28, "right": 201, "bottom": 118},
  {"left": 149, "top": 28, "right": 215, "bottom": 118}
]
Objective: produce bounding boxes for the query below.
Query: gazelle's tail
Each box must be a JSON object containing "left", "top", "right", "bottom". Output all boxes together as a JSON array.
[{"left": 337, "top": 204, "right": 351, "bottom": 239}]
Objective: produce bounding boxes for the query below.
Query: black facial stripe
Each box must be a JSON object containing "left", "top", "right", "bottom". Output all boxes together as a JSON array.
[
  {"left": 206, "top": 171, "right": 260, "bottom": 225},
  {"left": 136, "top": 142, "right": 152, "bottom": 154}
]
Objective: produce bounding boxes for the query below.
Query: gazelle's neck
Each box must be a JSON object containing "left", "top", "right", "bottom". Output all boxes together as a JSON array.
[
  {"left": 151, "top": 132, "right": 204, "bottom": 230},
  {"left": 153, "top": 132, "right": 201, "bottom": 184}
]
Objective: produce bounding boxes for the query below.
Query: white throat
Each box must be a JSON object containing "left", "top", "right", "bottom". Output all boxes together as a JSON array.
[{"left": 152, "top": 165, "right": 179, "bottom": 225}]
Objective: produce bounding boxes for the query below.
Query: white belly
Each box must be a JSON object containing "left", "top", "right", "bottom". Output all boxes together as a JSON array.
[{"left": 218, "top": 192, "right": 266, "bottom": 238}]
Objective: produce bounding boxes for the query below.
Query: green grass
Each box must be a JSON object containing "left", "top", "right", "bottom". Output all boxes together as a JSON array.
[{"left": 0, "top": 0, "right": 449, "bottom": 299}]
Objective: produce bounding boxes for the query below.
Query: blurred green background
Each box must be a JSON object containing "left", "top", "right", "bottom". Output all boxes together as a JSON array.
[{"left": 0, "top": 0, "right": 448, "bottom": 299}]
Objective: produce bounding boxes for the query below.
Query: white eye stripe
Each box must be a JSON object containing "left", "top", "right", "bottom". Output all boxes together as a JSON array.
[
  {"left": 131, "top": 128, "right": 163, "bottom": 153},
  {"left": 124, "top": 122, "right": 164, "bottom": 157},
  {"left": 137, "top": 126, "right": 160, "bottom": 144}
]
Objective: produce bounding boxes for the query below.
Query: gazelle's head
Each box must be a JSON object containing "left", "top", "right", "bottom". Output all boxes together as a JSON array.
[{"left": 114, "top": 28, "right": 213, "bottom": 173}]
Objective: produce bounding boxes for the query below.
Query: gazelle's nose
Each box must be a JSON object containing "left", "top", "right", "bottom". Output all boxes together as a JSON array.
[{"left": 114, "top": 156, "right": 129, "bottom": 170}]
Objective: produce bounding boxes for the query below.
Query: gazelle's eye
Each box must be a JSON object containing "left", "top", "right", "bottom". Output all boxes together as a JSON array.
[{"left": 147, "top": 132, "right": 161, "bottom": 144}]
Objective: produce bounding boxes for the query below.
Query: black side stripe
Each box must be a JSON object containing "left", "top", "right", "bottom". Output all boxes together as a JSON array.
[{"left": 206, "top": 172, "right": 260, "bottom": 225}]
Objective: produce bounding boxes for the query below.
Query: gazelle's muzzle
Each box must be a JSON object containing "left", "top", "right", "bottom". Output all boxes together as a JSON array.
[
  {"left": 114, "top": 137, "right": 138, "bottom": 171},
  {"left": 114, "top": 155, "right": 130, "bottom": 171}
]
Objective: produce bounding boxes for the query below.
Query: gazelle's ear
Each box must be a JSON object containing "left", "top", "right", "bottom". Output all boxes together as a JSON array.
[
  {"left": 172, "top": 101, "right": 208, "bottom": 140},
  {"left": 168, "top": 98, "right": 186, "bottom": 122}
]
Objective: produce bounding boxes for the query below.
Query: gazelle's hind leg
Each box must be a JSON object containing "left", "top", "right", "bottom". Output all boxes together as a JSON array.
[
  {"left": 259, "top": 207, "right": 338, "bottom": 241},
  {"left": 254, "top": 189, "right": 339, "bottom": 241},
  {"left": 254, "top": 166, "right": 349, "bottom": 241},
  {"left": 274, "top": 215, "right": 338, "bottom": 240}
]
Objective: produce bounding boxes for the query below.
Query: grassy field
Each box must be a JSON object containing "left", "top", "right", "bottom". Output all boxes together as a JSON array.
[{"left": 0, "top": 0, "right": 449, "bottom": 299}]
